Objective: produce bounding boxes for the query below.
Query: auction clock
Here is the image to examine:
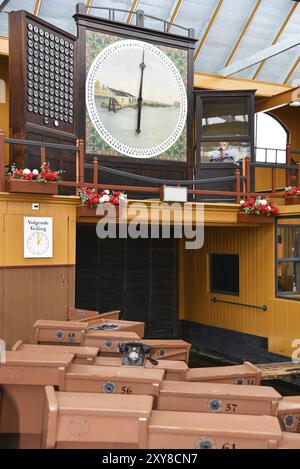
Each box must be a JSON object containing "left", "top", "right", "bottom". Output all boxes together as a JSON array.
[
  {"left": 24, "top": 217, "right": 53, "bottom": 259},
  {"left": 86, "top": 39, "right": 187, "bottom": 159},
  {"left": 27, "top": 232, "right": 50, "bottom": 256}
]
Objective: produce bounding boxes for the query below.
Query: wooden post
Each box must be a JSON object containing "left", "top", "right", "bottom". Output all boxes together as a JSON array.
[
  {"left": 40, "top": 146, "right": 46, "bottom": 166},
  {"left": 297, "top": 162, "right": 300, "bottom": 188},
  {"left": 77, "top": 139, "right": 85, "bottom": 189},
  {"left": 235, "top": 169, "right": 241, "bottom": 204},
  {"left": 271, "top": 167, "right": 276, "bottom": 193},
  {"left": 286, "top": 143, "right": 292, "bottom": 187},
  {"left": 244, "top": 156, "right": 251, "bottom": 198},
  {"left": 93, "top": 157, "right": 98, "bottom": 188},
  {"left": 0, "top": 129, "right": 5, "bottom": 192}
]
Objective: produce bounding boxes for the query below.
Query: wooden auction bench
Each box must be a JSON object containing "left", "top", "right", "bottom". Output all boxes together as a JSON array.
[
  {"left": 278, "top": 432, "right": 300, "bottom": 449},
  {"left": 34, "top": 320, "right": 144, "bottom": 347},
  {"left": 12, "top": 341, "right": 100, "bottom": 364},
  {"left": 65, "top": 363, "right": 164, "bottom": 396},
  {"left": 79, "top": 316, "right": 145, "bottom": 338},
  {"left": 277, "top": 396, "right": 300, "bottom": 433},
  {"left": 95, "top": 356, "right": 189, "bottom": 381},
  {"left": 67, "top": 308, "right": 120, "bottom": 321},
  {"left": 147, "top": 411, "right": 282, "bottom": 449},
  {"left": 0, "top": 351, "right": 74, "bottom": 447},
  {"left": 185, "top": 361, "right": 261, "bottom": 385},
  {"left": 42, "top": 386, "right": 153, "bottom": 449},
  {"left": 157, "top": 381, "right": 281, "bottom": 415},
  {"left": 83, "top": 331, "right": 141, "bottom": 351},
  {"left": 139, "top": 339, "right": 191, "bottom": 362},
  {"left": 34, "top": 320, "right": 88, "bottom": 345}
]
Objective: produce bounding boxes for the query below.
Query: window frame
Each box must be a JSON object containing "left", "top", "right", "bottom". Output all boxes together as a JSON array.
[
  {"left": 195, "top": 90, "right": 255, "bottom": 165},
  {"left": 276, "top": 217, "right": 300, "bottom": 300},
  {"left": 210, "top": 253, "right": 240, "bottom": 297}
]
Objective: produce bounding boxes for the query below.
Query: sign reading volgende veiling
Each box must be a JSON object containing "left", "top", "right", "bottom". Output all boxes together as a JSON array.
[{"left": 24, "top": 217, "right": 53, "bottom": 259}]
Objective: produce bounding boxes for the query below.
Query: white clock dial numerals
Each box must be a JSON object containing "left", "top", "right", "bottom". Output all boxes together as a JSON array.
[{"left": 86, "top": 39, "right": 187, "bottom": 158}]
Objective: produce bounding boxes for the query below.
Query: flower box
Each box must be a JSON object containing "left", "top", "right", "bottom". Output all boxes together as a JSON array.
[
  {"left": 6, "top": 179, "right": 58, "bottom": 195},
  {"left": 285, "top": 195, "right": 300, "bottom": 206},
  {"left": 77, "top": 205, "right": 120, "bottom": 218},
  {"left": 237, "top": 212, "right": 275, "bottom": 224}
]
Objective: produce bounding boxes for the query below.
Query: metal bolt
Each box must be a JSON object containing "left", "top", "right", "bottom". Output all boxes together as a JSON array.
[
  {"left": 196, "top": 437, "right": 213, "bottom": 449},
  {"left": 103, "top": 381, "right": 116, "bottom": 394},
  {"left": 208, "top": 399, "right": 222, "bottom": 412}
]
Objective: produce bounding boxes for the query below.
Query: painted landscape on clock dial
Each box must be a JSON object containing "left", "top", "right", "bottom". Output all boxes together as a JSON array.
[{"left": 85, "top": 31, "right": 188, "bottom": 160}]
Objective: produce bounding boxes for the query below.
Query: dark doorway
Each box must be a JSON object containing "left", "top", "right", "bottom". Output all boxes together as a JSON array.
[{"left": 76, "top": 224, "right": 179, "bottom": 338}]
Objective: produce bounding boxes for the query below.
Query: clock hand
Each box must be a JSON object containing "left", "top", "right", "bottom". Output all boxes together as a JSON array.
[
  {"left": 37, "top": 234, "right": 42, "bottom": 245},
  {"left": 136, "top": 49, "right": 146, "bottom": 135}
]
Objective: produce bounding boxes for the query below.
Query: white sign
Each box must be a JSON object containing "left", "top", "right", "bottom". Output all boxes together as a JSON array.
[
  {"left": 162, "top": 186, "right": 188, "bottom": 203},
  {"left": 24, "top": 217, "right": 53, "bottom": 258}
]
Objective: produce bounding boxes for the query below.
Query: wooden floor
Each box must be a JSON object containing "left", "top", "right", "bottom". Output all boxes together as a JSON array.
[{"left": 258, "top": 362, "right": 300, "bottom": 380}]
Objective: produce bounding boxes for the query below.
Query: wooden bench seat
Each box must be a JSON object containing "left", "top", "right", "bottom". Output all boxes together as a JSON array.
[
  {"left": 157, "top": 380, "right": 281, "bottom": 415},
  {"left": 42, "top": 386, "right": 153, "bottom": 448},
  {"left": 186, "top": 361, "right": 261, "bottom": 385}
]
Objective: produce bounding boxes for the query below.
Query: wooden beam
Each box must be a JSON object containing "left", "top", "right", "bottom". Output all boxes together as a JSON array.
[
  {"left": 194, "top": 71, "right": 292, "bottom": 98},
  {"left": 33, "top": 0, "right": 42, "bottom": 16},
  {"left": 225, "top": 0, "right": 262, "bottom": 67},
  {"left": 255, "top": 88, "right": 298, "bottom": 113},
  {"left": 219, "top": 32, "right": 300, "bottom": 77},
  {"left": 252, "top": 2, "right": 298, "bottom": 80},
  {"left": 0, "top": 36, "right": 8, "bottom": 55},
  {"left": 194, "top": 0, "right": 224, "bottom": 62},
  {"left": 126, "top": 0, "right": 139, "bottom": 24},
  {"left": 284, "top": 55, "right": 300, "bottom": 84},
  {"left": 166, "top": 0, "right": 183, "bottom": 32},
  {"left": 0, "top": 0, "right": 10, "bottom": 13},
  {"left": 86, "top": 0, "right": 93, "bottom": 15}
]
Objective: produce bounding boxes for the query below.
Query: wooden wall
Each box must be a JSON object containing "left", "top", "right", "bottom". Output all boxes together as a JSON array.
[
  {"left": 0, "top": 55, "right": 9, "bottom": 164},
  {"left": 0, "top": 194, "right": 77, "bottom": 347},
  {"left": 181, "top": 225, "right": 274, "bottom": 340},
  {"left": 181, "top": 223, "right": 300, "bottom": 358}
]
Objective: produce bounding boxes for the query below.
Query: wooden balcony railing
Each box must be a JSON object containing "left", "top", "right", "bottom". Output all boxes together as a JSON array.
[{"left": 0, "top": 128, "right": 299, "bottom": 203}]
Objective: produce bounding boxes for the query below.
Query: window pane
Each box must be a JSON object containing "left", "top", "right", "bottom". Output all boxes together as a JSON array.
[
  {"left": 39, "top": 0, "right": 79, "bottom": 35},
  {"left": 278, "top": 261, "right": 300, "bottom": 295},
  {"left": 201, "top": 141, "right": 250, "bottom": 163},
  {"left": 201, "top": 96, "right": 249, "bottom": 138},
  {"left": 278, "top": 226, "right": 300, "bottom": 259},
  {"left": 210, "top": 254, "right": 239, "bottom": 295}
]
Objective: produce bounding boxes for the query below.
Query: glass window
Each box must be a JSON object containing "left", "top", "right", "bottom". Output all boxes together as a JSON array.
[
  {"left": 0, "top": 0, "right": 35, "bottom": 36},
  {"left": 201, "top": 96, "right": 249, "bottom": 138},
  {"left": 278, "top": 226, "right": 300, "bottom": 259},
  {"left": 210, "top": 254, "right": 239, "bottom": 296},
  {"left": 201, "top": 141, "right": 250, "bottom": 164},
  {"left": 278, "top": 262, "right": 300, "bottom": 295},
  {"left": 39, "top": 0, "right": 79, "bottom": 35},
  {"left": 255, "top": 113, "right": 287, "bottom": 164},
  {"left": 277, "top": 220, "right": 300, "bottom": 300}
]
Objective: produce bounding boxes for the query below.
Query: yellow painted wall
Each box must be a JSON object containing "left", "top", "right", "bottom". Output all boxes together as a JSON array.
[
  {"left": 0, "top": 193, "right": 78, "bottom": 267},
  {"left": 0, "top": 54, "right": 9, "bottom": 163},
  {"left": 183, "top": 226, "right": 274, "bottom": 338},
  {"left": 181, "top": 221, "right": 300, "bottom": 358}
]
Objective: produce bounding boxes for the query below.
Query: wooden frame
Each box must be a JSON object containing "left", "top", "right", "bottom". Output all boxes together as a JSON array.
[
  {"left": 194, "top": 89, "right": 256, "bottom": 199},
  {"left": 8, "top": 11, "right": 77, "bottom": 173},
  {"left": 275, "top": 217, "right": 300, "bottom": 301},
  {"left": 74, "top": 5, "right": 197, "bottom": 187}
]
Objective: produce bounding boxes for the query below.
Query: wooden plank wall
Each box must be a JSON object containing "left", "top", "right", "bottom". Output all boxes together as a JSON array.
[
  {"left": 182, "top": 226, "right": 274, "bottom": 340},
  {"left": 181, "top": 223, "right": 300, "bottom": 358},
  {"left": 0, "top": 194, "right": 77, "bottom": 347}
]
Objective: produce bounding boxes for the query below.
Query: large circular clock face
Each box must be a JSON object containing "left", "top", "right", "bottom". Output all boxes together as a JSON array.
[
  {"left": 86, "top": 39, "right": 187, "bottom": 158},
  {"left": 27, "top": 231, "right": 49, "bottom": 256}
]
